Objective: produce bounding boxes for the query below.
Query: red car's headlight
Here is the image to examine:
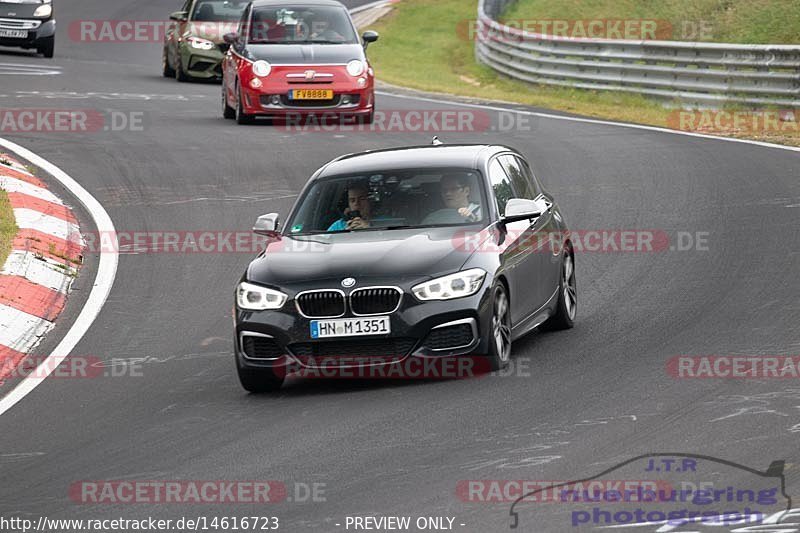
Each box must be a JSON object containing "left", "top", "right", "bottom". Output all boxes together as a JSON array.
[{"left": 252, "top": 60, "right": 272, "bottom": 77}]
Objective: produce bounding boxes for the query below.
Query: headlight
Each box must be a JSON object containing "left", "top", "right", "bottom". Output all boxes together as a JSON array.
[
  {"left": 346, "top": 59, "right": 365, "bottom": 77},
  {"left": 33, "top": 4, "right": 53, "bottom": 17},
  {"left": 252, "top": 60, "right": 271, "bottom": 77},
  {"left": 187, "top": 36, "right": 215, "bottom": 50},
  {"left": 412, "top": 268, "right": 486, "bottom": 301},
  {"left": 236, "top": 282, "right": 288, "bottom": 310}
]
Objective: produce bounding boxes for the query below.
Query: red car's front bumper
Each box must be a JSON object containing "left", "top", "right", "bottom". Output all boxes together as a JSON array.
[{"left": 237, "top": 64, "right": 374, "bottom": 119}]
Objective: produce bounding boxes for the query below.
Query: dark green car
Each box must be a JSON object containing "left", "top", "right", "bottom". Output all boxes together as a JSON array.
[{"left": 162, "top": 0, "right": 248, "bottom": 82}]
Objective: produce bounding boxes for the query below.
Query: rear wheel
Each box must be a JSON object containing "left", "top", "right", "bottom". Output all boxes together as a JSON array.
[
  {"left": 540, "top": 244, "right": 576, "bottom": 331},
  {"left": 487, "top": 282, "right": 512, "bottom": 371},
  {"left": 37, "top": 36, "right": 54, "bottom": 58},
  {"left": 236, "top": 359, "right": 284, "bottom": 393},
  {"left": 162, "top": 47, "right": 175, "bottom": 77}
]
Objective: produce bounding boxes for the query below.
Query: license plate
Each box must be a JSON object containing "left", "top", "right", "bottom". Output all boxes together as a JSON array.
[
  {"left": 310, "top": 316, "right": 390, "bottom": 339},
  {"left": 290, "top": 89, "right": 333, "bottom": 100},
  {"left": 0, "top": 29, "right": 28, "bottom": 38}
]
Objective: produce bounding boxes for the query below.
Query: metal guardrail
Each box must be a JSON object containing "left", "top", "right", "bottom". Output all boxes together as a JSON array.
[{"left": 476, "top": 0, "right": 800, "bottom": 108}]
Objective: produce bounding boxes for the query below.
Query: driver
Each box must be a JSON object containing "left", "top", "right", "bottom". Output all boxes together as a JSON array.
[
  {"left": 307, "top": 16, "right": 346, "bottom": 42},
  {"left": 327, "top": 182, "right": 375, "bottom": 231}
]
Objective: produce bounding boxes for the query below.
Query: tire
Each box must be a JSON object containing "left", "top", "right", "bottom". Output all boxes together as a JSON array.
[
  {"left": 357, "top": 111, "right": 374, "bottom": 125},
  {"left": 487, "top": 282, "right": 512, "bottom": 371},
  {"left": 234, "top": 82, "right": 255, "bottom": 125},
  {"left": 162, "top": 47, "right": 175, "bottom": 78},
  {"left": 222, "top": 77, "right": 235, "bottom": 119},
  {"left": 540, "top": 244, "right": 576, "bottom": 331},
  {"left": 175, "top": 56, "right": 191, "bottom": 82},
  {"left": 37, "top": 36, "right": 54, "bottom": 58},
  {"left": 236, "top": 359, "right": 285, "bottom": 393}
]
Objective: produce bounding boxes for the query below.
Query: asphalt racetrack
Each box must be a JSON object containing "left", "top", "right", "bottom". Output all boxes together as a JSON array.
[{"left": 0, "top": 0, "right": 799, "bottom": 531}]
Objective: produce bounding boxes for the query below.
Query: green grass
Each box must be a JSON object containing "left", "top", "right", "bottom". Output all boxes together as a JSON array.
[
  {"left": 0, "top": 188, "right": 16, "bottom": 268},
  {"left": 364, "top": 0, "right": 800, "bottom": 147},
  {"left": 502, "top": 0, "right": 800, "bottom": 44}
]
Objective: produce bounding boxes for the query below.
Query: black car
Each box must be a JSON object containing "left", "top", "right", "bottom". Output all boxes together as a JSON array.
[
  {"left": 234, "top": 143, "right": 577, "bottom": 391},
  {"left": 0, "top": 0, "right": 55, "bottom": 57}
]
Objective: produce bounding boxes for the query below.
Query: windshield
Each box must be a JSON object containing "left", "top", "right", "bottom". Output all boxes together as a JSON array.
[
  {"left": 190, "top": 0, "right": 248, "bottom": 22},
  {"left": 285, "top": 168, "right": 488, "bottom": 235},
  {"left": 248, "top": 5, "right": 358, "bottom": 44}
]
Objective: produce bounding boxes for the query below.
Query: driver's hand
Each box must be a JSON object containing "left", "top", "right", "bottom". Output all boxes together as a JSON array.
[
  {"left": 346, "top": 217, "right": 369, "bottom": 230},
  {"left": 458, "top": 207, "right": 477, "bottom": 221}
]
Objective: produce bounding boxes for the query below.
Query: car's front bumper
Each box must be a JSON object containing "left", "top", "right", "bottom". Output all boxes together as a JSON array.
[
  {"left": 237, "top": 64, "right": 375, "bottom": 118},
  {"left": 234, "top": 279, "right": 494, "bottom": 377},
  {"left": 0, "top": 18, "right": 55, "bottom": 48},
  {"left": 179, "top": 43, "right": 225, "bottom": 79}
]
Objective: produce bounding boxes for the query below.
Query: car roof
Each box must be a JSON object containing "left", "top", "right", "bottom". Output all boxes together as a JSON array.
[
  {"left": 317, "top": 144, "right": 520, "bottom": 178},
  {"left": 250, "top": 0, "right": 348, "bottom": 8}
]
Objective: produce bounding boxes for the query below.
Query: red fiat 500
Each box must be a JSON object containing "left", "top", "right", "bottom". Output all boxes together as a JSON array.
[{"left": 221, "top": 0, "right": 378, "bottom": 124}]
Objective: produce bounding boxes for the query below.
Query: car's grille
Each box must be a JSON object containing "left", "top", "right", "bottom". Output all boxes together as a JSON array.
[
  {"left": 0, "top": 18, "right": 40, "bottom": 30},
  {"left": 424, "top": 324, "right": 475, "bottom": 350},
  {"left": 295, "top": 290, "right": 345, "bottom": 318},
  {"left": 289, "top": 337, "right": 416, "bottom": 360},
  {"left": 242, "top": 336, "right": 285, "bottom": 359},
  {"left": 350, "top": 287, "right": 402, "bottom": 315}
]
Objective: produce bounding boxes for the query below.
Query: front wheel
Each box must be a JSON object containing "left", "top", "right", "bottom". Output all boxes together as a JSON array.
[
  {"left": 221, "top": 78, "right": 235, "bottom": 119},
  {"left": 37, "top": 36, "right": 54, "bottom": 58},
  {"left": 357, "top": 111, "right": 374, "bottom": 125},
  {"left": 162, "top": 47, "right": 175, "bottom": 77},
  {"left": 234, "top": 83, "right": 255, "bottom": 125},
  {"left": 175, "top": 56, "right": 191, "bottom": 82},
  {"left": 236, "top": 359, "right": 285, "bottom": 393},
  {"left": 487, "top": 282, "right": 512, "bottom": 371},
  {"left": 540, "top": 245, "right": 576, "bottom": 331}
]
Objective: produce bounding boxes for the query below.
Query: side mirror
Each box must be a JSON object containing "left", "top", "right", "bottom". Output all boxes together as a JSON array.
[
  {"left": 362, "top": 30, "right": 379, "bottom": 48},
  {"left": 169, "top": 11, "right": 188, "bottom": 22},
  {"left": 223, "top": 32, "right": 239, "bottom": 45},
  {"left": 502, "top": 198, "right": 547, "bottom": 224},
  {"left": 253, "top": 213, "right": 280, "bottom": 237}
]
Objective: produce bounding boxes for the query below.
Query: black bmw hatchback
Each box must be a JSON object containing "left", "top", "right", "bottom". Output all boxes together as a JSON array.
[
  {"left": 234, "top": 143, "right": 577, "bottom": 391},
  {"left": 0, "top": 0, "right": 55, "bottom": 57}
]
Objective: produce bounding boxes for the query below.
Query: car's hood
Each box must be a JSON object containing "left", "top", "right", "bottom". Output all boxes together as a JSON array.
[
  {"left": 187, "top": 21, "right": 238, "bottom": 44},
  {"left": 0, "top": 2, "right": 41, "bottom": 18},
  {"left": 247, "top": 227, "right": 477, "bottom": 286},
  {"left": 244, "top": 43, "right": 363, "bottom": 64}
]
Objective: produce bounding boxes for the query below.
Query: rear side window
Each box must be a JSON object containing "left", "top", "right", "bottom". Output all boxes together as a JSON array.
[
  {"left": 488, "top": 159, "right": 514, "bottom": 216},
  {"left": 499, "top": 154, "right": 535, "bottom": 199}
]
